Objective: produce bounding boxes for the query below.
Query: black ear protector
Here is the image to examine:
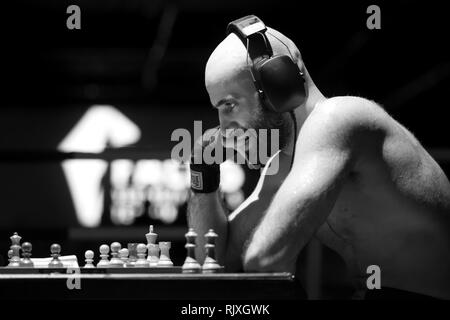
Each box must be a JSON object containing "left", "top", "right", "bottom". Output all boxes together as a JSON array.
[{"left": 226, "top": 15, "right": 307, "bottom": 113}]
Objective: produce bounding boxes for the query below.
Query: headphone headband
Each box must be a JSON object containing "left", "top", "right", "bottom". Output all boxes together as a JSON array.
[
  {"left": 226, "top": 15, "right": 266, "bottom": 39},
  {"left": 226, "top": 15, "right": 307, "bottom": 113},
  {"left": 226, "top": 15, "right": 273, "bottom": 61}
]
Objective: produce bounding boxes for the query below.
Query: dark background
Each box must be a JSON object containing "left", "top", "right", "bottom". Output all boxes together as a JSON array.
[{"left": 0, "top": 0, "right": 448, "bottom": 298}]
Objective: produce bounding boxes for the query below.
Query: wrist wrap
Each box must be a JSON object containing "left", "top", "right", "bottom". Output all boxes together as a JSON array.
[{"left": 190, "top": 162, "right": 220, "bottom": 193}]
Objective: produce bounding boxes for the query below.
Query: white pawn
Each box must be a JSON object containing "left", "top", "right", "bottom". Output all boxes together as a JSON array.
[
  {"left": 119, "top": 248, "right": 130, "bottom": 267},
  {"left": 157, "top": 241, "right": 173, "bottom": 267},
  {"left": 84, "top": 250, "right": 95, "bottom": 268},
  {"left": 20, "top": 242, "right": 34, "bottom": 268},
  {"left": 48, "top": 243, "right": 64, "bottom": 268},
  {"left": 96, "top": 244, "right": 110, "bottom": 268},
  {"left": 109, "top": 242, "right": 123, "bottom": 267},
  {"left": 135, "top": 243, "right": 150, "bottom": 268}
]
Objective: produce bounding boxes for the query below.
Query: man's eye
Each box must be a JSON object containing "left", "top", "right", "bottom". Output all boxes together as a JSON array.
[{"left": 225, "top": 102, "right": 236, "bottom": 109}]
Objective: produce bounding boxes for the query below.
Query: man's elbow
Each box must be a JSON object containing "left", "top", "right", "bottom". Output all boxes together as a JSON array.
[
  {"left": 242, "top": 247, "right": 291, "bottom": 273},
  {"left": 243, "top": 254, "right": 273, "bottom": 272}
]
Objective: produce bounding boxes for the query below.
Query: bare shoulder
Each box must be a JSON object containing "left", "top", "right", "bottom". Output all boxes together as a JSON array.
[
  {"left": 300, "top": 96, "right": 390, "bottom": 152},
  {"left": 312, "top": 96, "right": 388, "bottom": 129}
]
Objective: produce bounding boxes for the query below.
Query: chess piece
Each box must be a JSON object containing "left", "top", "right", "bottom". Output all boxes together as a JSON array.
[
  {"left": 7, "top": 232, "right": 22, "bottom": 268},
  {"left": 96, "top": 244, "right": 110, "bottom": 268},
  {"left": 7, "top": 249, "right": 13, "bottom": 265},
  {"left": 202, "top": 229, "right": 221, "bottom": 273},
  {"left": 145, "top": 225, "right": 158, "bottom": 262},
  {"left": 127, "top": 243, "right": 138, "bottom": 266},
  {"left": 20, "top": 242, "right": 34, "bottom": 268},
  {"left": 182, "top": 228, "right": 201, "bottom": 273},
  {"left": 48, "top": 243, "right": 64, "bottom": 268},
  {"left": 135, "top": 243, "right": 150, "bottom": 268},
  {"left": 147, "top": 244, "right": 160, "bottom": 267},
  {"left": 157, "top": 241, "right": 173, "bottom": 267},
  {"left": 84, "top": 250, "right": 95, "bottom": 268},
  {"left": 109, "top": 242, "right": 123, "bottom": 267},
  {"left": 119, "top": 248, "right": 129, "bottom": 267},
  {"left": 145, "top": 225, "right": 158, "bottom": 244}
]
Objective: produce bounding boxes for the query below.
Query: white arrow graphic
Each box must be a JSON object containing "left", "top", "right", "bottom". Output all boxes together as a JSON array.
[{"left": 58, "top": 105, "right": 141, "bottom": 227}]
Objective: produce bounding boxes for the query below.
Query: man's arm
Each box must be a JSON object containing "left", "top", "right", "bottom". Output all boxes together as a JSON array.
[
  {"left": 186, "top": 126, "right": 229, "bottom": 265},
  {"left": 187, "top": 137, "right": 282, "bottom": 270},
  {"left": 187, "top": 191, "right": 228, "bottom": 265},
  {"left": 243, "top": 99, "right": 373, "bottom": 272},
  {"left": 186, "top": 124, "right": 279, "bottom": 269}
]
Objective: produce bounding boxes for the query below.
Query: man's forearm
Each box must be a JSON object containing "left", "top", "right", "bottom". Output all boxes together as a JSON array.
[{"left": 187, "top": 191, "right": 228, "bottom": 264}]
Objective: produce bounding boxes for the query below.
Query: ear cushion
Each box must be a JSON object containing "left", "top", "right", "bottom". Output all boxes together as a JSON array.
[{"left": 255, "top": 55, "right": 306, "bottom": 113}]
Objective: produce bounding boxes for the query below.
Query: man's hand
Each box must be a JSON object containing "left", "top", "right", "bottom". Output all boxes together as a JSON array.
[{"left": 190, "top": 127, "right": 223, "bottom": 193}]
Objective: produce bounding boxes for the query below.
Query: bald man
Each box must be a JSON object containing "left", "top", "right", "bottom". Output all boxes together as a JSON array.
[{"left": 187, "top": 17, "right": 450, "bottom": 299}]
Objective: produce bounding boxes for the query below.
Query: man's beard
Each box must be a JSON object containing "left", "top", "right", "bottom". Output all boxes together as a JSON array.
[
  {"left": 248, "top": 103, "right": 292, "bottom": 152},
  {"left": 220, "top": 102, "right": 292, "bottom": 169}
]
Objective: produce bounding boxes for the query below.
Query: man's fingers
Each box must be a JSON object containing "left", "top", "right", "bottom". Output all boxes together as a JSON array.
[{"left": 191, "top": 127, "right": 224, "bottom": 163}]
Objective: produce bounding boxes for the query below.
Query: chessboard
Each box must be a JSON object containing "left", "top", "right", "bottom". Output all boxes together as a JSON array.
[
  {"left": 0, "top": 266, "right": 202, "bottom": 274},
  {"left": 0, "top": 226, "right": 305, "bottom": 299},
  {"left": 2, "top": 226, "right": 223, "bottom": 273}
]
